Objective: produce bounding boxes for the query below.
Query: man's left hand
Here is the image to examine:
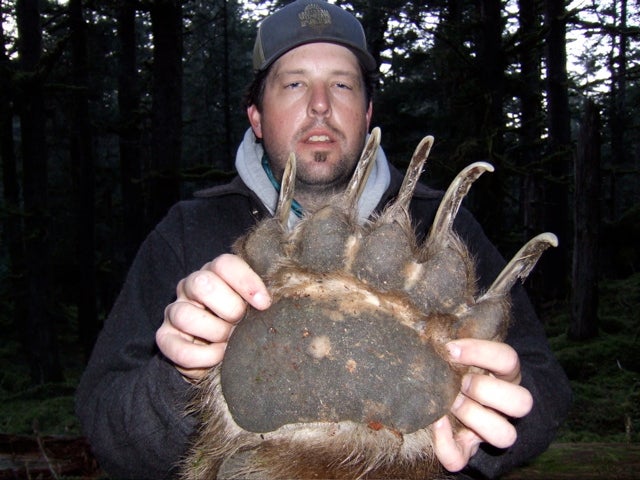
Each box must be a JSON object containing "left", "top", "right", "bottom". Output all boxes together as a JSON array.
[{"left": 432, "top": 338, "right": 533, "bottom": 472}]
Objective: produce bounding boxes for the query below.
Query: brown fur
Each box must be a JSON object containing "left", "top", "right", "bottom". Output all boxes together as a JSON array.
[{"left": 183, "top": 367, "right": 449, "bottom": 480}]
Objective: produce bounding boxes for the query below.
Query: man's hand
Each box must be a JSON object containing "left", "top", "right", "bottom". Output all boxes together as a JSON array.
[
  {"left": 433, "top": 338, "right": 533, "bottom": 472},
  {"left": 156, "top": 254, "right": 271, "bottom": 381}
]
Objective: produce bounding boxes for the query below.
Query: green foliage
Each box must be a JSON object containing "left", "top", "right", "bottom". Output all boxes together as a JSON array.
[
  {"left": 547, "top": 273, "right": 640, "bottom": 443},
  {"left": 0, "top": 384, "right": 80, "bottom": 436},
  {"left": 0, "top": 298, "right": 82, "bottom": 437},
  {"left": 509, "top": 443, "right": 640, "bottom": 478},
  {"left": 0, "top": 346, "right": 81, "bottom": 436}
]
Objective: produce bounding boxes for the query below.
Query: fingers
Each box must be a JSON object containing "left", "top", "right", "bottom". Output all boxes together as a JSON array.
[
  {"left": 157, "top": 254, "right": 272, "bottom": 381},
  {"left": 179, "top": 254, "right": 271, "bottom": 320},
  {"left": 438, "top": 337, "right": 534, "bottom": 460},
  {"left": 156, "top": 326, "right": 229, "bottom": 372},
  {"left": 208, "top": 254, "right": 271, "bottom": 310},
  {"left": 450, "top": 391, "right": 518, "bottom": 449},
  {"left": 459, "top": 373, "right": 533, "bottom": 419},
  {"left": 432, "top": 415, "right": 480, "bottom": 472},
  {"left": 446, "top": 338, "right": 533, "bottom": 419},
  {"left": 164, "top": 301, "right": 235, "bottom": 343},
  {"left": 156, "top": 302, "right": 233, "bottom": 376},
  {"left": 432, "top": 379, "right": 528, "bottom": 473},
  {"left": 447, "top": 338, "right": 521, "bottom": 382}
]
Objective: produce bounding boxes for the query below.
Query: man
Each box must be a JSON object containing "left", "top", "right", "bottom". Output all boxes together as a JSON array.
[{"left": 76, "top": 1, "right": 571, "bottom": 478}]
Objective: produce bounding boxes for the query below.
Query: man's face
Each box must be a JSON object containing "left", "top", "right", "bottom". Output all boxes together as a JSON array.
[{"left": 247, "top": 42, "right": 373, "bottom": 202}]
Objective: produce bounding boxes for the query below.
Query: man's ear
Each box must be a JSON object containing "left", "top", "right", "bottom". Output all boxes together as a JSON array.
[
  {"left": 366, "top": 100, "right": 373, "bottom": 130},
  {"left": 247, "top": 105, "right": 263, "bottom": 139}
]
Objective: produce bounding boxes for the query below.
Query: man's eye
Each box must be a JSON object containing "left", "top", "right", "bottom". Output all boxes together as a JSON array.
[
  {"left": 285, "top": 82, "right": 302, "bottom": 89},
  {"left": 335, "top": 82, "right": 353, "bottom": 90}
]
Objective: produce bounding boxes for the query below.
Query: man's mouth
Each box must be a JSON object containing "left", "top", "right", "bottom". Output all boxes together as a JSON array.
[{"left": 307, "top": 135, "right": 331, "bottom": 143}]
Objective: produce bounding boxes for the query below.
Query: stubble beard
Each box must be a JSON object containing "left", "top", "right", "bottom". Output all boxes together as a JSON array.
[
  {"left": 266, "top": 140, "right": 366, "bottom": 209},
  {"left": 297, "top": 151, "right": 352, "bottom": 200}
]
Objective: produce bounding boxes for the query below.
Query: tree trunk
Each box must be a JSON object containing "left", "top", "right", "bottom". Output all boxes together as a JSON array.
[
  {"left": 69, "top": 0, "right": 98, "bottom": 359},
  {"left": 519, "top": 0, "right": 544, "bottom": 237},
  {"left": 360, "top": 0, "right": 388, "bottom": 70},
  {"left": 607, "top": 0, "right": 628, "bottom": 222},
  {"left": 518, "top": 0, "right": 546, "bottom": 304},
  {"left": 222, "top": 0, "right": 233, "bottom": 166},
  {"left": 0, "top": 8, "right": 28, "bottom": 354},
  {"left": 542, "top": 0, "right": 571, "bottom": 301},
  {"left": 149, "top": 0, "right": 183, "bottom": 227},
  {"left": 117, "top": 1, "right": 145, "bottom": 265},
  {"left": 434, "top": 0, "right": 465, "bottom": 124},
  {"left": 16, "top": 0, "right": 63, "bottom": 383},
  {"left": 569, "top": 100, "right": 600, "bottom": 340},
  {"left": 471, "top": 0, "right": 505, "bottom": 242}
]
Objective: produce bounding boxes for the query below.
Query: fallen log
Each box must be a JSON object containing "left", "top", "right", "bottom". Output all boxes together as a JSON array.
[{"left": 0, "top": 433, "right": 103, "bottom": 479}]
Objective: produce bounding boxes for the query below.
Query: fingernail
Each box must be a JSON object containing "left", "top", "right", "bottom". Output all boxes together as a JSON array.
[
  {"left": 447, "top": 342, "right": 461, "bottom": 359},
  {"left": 451, "top": 393, "right": 465, "bottom": 411},
  {"left": 460, "top": 374, "right": 471, "bottom": 393},
  {"left": 470, "top": 441, "right": 480, "bottom": 457},
  {"left": 253, "top": 292, "right": 271, "bottom": 309}
]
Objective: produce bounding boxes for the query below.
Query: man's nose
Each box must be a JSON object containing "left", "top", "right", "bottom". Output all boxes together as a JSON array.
[{"left": 307, "top": 85, "right": 331, "bottom": 119}]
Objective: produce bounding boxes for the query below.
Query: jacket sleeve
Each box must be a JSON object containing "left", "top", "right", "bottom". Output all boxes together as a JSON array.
[
  {"left": 453, "top": 208, "right": 572, "bottom": 479},
  {"left": 75, "top": 208, "right": 199, "bottom": 479}
]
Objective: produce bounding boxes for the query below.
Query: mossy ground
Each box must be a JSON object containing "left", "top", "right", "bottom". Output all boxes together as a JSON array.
[
  {"left": 507, "top": 273, "right": 640, "bottom": 478},
  {"left": 547, "top": 273, "right": 640, "bottom": 444}
]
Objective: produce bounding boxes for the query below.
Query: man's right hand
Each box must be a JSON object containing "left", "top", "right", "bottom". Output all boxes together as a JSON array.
[{"left": 156, "top": 253, "right": 272, "bottom": 381}]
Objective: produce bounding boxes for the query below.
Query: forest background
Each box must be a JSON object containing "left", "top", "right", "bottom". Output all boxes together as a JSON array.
[{"left": 0, "top": 0, "right": 639, "bottom": 477}]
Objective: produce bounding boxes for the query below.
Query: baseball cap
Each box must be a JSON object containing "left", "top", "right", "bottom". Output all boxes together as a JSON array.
[{"left": 252, "top": 0, "right": 377, "bottom": 73}]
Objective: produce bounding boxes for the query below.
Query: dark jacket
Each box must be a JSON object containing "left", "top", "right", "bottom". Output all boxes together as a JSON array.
[{"left": 75, "top": 164, "right": 571, "bottom": 479}]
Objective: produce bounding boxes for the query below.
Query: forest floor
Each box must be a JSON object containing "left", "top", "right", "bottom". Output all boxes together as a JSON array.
[
  {"left": 1, "top": 274, "right": 639, "bottom": 479},
  {"left": 1, "top": 438, "right": 638, "bottom": 479},
  {"left": 503, "top": 443, "right": 640, "bottom": 479}
]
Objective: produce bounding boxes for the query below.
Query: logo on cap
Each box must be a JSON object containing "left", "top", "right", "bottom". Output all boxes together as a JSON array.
[{"left": 298, "top": 4, "right": 331, "bottom": 28}]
